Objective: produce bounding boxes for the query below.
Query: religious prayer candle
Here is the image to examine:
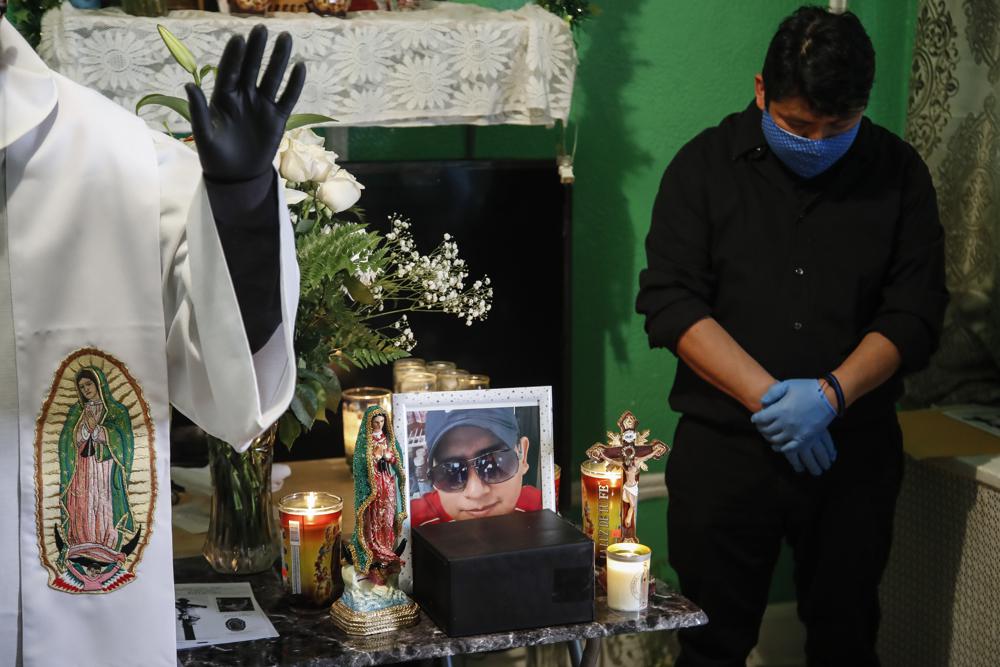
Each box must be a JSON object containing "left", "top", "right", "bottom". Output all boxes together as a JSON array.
[
  {"left": 278, "top": 492, "right": 344, "bottom": 608},
  {"left": 426, "top": 360, "right": 457, "bottom": 376},
  {"left": 458, "top": 373, "right": 490, "bottom": 390},
  {"left": 436, "top": 369, "right": 467, "bottom": 391},
  {"left": 341, "top": 387, "right": 392, "bottom": 465},
  {"left": 581, "top": 459, "right": 623, "bottom": 563},
  {"left": 397, "top": 371, "right": 437, "bottom": 394},
  {"left": 606, "top": 543, "right": 651, "bottom": 612},
  {"left": 393, "top": 358, "right": 426, "bottom": 393}
]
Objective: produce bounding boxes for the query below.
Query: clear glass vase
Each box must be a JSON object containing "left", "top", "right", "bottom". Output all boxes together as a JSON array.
[{"left": 203, "top": 426, "right": 280, "bottom": 575}]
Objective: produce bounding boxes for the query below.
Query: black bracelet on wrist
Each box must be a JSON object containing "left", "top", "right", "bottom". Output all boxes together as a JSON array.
[{"left": 823, "top": 372, "right": 846, "bottom": 418}]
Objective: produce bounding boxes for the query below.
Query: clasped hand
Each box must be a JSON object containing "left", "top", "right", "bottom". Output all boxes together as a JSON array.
[{"left": 751, "top": 379, "right": 837, "bottom": 476}]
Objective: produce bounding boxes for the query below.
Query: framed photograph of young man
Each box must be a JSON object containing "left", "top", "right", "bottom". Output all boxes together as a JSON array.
[{"left": 393, "top": 386, "right": 556, "bottom": 593}]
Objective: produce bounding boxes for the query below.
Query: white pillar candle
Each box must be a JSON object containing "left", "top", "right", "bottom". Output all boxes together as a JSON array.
[{"left": 606, "top": 543, "right": 651, "bottom": 612}]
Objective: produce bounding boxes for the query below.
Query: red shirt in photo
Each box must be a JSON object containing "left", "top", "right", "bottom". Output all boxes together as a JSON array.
[{"left": 410, "top": 486, "right": 543, "bottom": 527}]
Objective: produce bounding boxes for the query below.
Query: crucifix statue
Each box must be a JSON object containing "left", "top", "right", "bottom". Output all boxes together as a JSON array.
[{"left": 585, "top": 411, "right": 669, "bottom": 543}]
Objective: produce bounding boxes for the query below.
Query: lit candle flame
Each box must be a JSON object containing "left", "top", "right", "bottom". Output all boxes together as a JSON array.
[{"left": 306, "top": 492, "right": 317, "bottom": 519}]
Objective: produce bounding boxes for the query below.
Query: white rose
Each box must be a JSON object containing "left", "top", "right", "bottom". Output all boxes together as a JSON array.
[
  {"left": 281, "top": 177, "right": 308, "bottom": 205},
  {"left": 273, "top": 134, "right": 291, "bottom": 170},
  {"left": 288, "top": 127, "right": 327, "bottom": 148},
  {"left": 280, "top": 143, "right": 336, "bottom": 183},
  {"left": 317, "top": 167, "right": 365, "bottom": 213}
]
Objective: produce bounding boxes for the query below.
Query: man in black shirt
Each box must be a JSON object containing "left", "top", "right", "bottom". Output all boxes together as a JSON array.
[{"left": 636, "top": 7, "right": 947, "bottom": 666}]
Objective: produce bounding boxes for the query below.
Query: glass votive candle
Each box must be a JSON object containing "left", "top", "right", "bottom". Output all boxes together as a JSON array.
[
  {"left": 426, "top": 360, "right": 456, "bottom": 375},
  {"left": 606, "top": 543, "right": 651, "bottom": 612},
  {"left": 393, "top": 358, "right": 426, "bottom": 392},
  {"left": 278, "top": 492, "right": 344, "bottom": 608},
  {"left": 580, "top": 459, "right": 623, "bottom": 564},
  {"left": 397, "top": 371, "right": 436, "bottom": 394},
  {"left": 436, "top": 369, "right": 467, "bottom": 391},
  {"left": 458, "top": 374, "right": 490, "bottom": 390},
  {"left": 341, "top": 387, "right": 391, "bottom": 465}
]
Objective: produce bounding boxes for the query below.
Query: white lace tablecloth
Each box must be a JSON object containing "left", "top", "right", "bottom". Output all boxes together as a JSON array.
[{"left": 38, "top": 2, "right": 576, "bottom": 131}]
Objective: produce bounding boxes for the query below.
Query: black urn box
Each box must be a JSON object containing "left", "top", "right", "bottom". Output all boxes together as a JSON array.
[{"left": 411, "top": 509, "right": 595, "bottom": 637}]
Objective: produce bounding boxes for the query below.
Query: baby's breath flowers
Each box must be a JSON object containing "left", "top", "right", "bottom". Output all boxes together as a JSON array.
[{"left": 384, "top": 216, "right": 493, "bottom": 327}]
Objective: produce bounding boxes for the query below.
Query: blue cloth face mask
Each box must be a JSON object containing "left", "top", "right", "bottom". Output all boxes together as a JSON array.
[{"left": 761, "top": 110, "right": 860, "bottom": 179}]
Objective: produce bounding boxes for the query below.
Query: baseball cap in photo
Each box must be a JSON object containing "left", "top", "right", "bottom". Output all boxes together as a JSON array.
[{"left": 425, "top": 407, "right": 519, "bottom": 462}]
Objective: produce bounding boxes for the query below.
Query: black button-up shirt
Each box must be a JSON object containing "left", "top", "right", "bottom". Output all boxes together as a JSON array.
[{"left": 636, "top": 102, "right": 948, "bottom": 431}]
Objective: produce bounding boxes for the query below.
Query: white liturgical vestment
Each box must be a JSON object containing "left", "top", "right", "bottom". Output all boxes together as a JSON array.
[{"left": 0, "top": 18, "right": 299, "bottom": 667}]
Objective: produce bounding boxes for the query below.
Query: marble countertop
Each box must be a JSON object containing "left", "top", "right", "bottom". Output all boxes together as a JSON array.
[{"left": 175, "top": 557, "right": 707, "bottom": 666}]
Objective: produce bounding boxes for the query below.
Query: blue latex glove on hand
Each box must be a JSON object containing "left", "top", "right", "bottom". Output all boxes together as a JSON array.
[
  {"left": 751, "top": 379, "right": 837, "bottom": 448},
  {"left": 773, "top": 429, "right": 837, "bottom": 476}
]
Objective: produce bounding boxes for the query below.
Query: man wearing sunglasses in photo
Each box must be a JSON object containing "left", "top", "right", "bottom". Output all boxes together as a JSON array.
[{"left": 410, "top": 407, "right": 542, "bottom": 526}]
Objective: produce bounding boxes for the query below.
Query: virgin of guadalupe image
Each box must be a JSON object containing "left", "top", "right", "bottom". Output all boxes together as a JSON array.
[
  {"left": 54, "top": 367, "right": 141, "bottom": 591},
  {"left": 347, "top": 406, "right": 407, "bottom": 585},
  {"left": 333, "top": 405, "right": 418, "bottom": 634}
]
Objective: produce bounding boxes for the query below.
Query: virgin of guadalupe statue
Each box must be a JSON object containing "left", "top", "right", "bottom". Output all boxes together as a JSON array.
[
  {"left": 56, "top": 367, "right": 140, "bottom": 590},
  {"left": 333, "top": 405, "right": 419, "bottom": 635},
  {"left": 347, "top": 406, "right": 407, "bottom": 584}
]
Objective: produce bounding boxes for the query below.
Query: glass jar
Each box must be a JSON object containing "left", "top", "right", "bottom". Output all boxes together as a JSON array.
[
  {"left": 606, "top": 543, "right": 652, "bottom": 612},
  {"left": 397, "top": 371, "right": 437, "bottom": 394},
  {"left": 436, "top": 369, "right": 468, "bottom": 391},
  {"left": 203, "top": 426, "right": 280, "bottom": 574},
  {"left": 458, "top": 374, "right": 490, "bottom": 390},
  {"left": 393, "top": 358, "right": 426, "bottom": 393},
  {"left": 278, "top": 492, "right": 344, "bottom": 608}
]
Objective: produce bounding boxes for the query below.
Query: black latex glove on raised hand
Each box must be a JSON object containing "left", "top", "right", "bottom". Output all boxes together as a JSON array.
[{"left": 186, "top": 25, "right": 305, "bottom": 183}]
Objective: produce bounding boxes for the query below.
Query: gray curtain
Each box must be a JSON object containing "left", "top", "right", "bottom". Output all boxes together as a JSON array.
[{"left": 903, "top": 0, "right": 1000, "bottom": 408}]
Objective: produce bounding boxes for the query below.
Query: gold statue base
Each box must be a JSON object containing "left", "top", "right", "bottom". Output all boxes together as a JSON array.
[{"left": 330, "top": 598, "right": 420, "bottom": 636}]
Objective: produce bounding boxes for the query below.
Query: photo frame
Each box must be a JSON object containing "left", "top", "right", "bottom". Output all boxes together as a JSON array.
[{"left": 393, "top": 386, "right": 555, "bottom": 593}]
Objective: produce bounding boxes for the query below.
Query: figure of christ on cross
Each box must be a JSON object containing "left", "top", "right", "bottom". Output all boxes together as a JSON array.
[{"left": 585, "top": 411, "right": 669, "bottom": 543}]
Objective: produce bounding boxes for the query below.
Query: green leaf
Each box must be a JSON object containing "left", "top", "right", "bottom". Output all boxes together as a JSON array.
[
  {"left": 135, "top": 94, "right": 192, "bottom": 122},
  {"left": 278, "top": 412, "right": 302, "bottom": 450},
  {"left": 291, "top": 382, "right": 320, "bottom": 429},
  {"left": 157, "top": 24, "right": 199, "bottom": 75},
  {"left": 325, "top": 374, "right": 343, "bottom": 412},
  {"left": 299, "top": 381, "right": 322, "bottom": 414},
  {"left": 297, "top": 367, "right": 328, "bottom": 383},
  {"left": 286, "top": 114, "right": 338, "bottom": 131},
  {"left": 344, "top": 275, "right": 375, "bottom": 305},
  {"left": 308, "top": 381, "right": 327, "bottom": 417},
  {"left": 199, "top": 64, "right": 216, "bottom": 81},
  {"left": 295, "top": 216, "right": 318, "bottom": 235}
]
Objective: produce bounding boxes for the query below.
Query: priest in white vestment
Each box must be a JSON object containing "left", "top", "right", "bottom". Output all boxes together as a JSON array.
[{"left": 0, "top": 16, "right": 304, "bottom": 666}]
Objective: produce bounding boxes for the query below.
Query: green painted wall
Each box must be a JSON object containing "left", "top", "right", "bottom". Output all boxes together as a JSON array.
[{"left": 350, "top": 0, "right": 921, "bottom": 601}]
